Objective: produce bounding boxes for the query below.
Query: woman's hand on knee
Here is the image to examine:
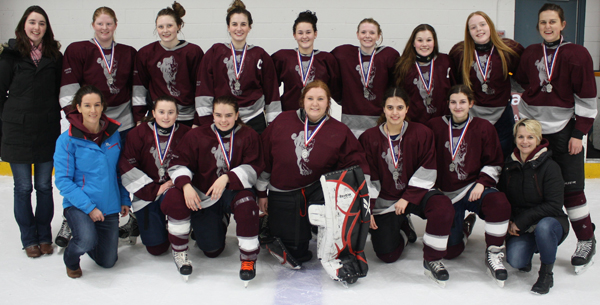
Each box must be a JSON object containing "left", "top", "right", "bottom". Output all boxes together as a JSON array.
[
  {"left": 89, "top": 208, "right": 105, "bottom": 222},
  {"left": 183, "top": 184, "right": 201, "bottom": 211}
]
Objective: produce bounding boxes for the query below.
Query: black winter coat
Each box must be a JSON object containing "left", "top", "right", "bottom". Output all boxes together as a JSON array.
[
  {"left": 500, "top": 139, "right": 569, "bottom": 243},
  {"left": 0, "top": 39, "right": 62, "bottom": 163}
]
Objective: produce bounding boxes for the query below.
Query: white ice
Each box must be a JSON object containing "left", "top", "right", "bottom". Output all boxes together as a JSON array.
[{"left": 0, "top": 175, "right": 599, "bottom": 304}]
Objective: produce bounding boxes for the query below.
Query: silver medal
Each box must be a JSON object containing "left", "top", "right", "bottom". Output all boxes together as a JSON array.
[
  {"left": 301, "top": 149, "right": 309, "bottom": 159},
  {"left": 364, "top": 88, "right": 369, "bottom": 99},
  {"left": 546, "top": 83, "right": 552, "bottom": 93},
  {"left": 107, "top": 76, "right": 114, "bottom": 85},
  {"left": 449, "top": 162, "right": 456, "bottom": 172},
  {"left": 158, "top": 167, "right": 165, "bottom": 177},
  {"left": 425, "top": 96, "right": 433, "bottom": 105},
  {"left": 392, "top": 170, "right": 399, "bottom": 181},
  {"left": 235, "top": 80, "right": 241, "bottom": 90},
  {"left": 481, "top": 83, "right": 488, "bottom": 93}
]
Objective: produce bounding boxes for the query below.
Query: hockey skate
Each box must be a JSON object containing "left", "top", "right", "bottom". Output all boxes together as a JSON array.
[
  {"left": 118, "top": 214, "right": 140, "bottom": 245},
  {"left": 572, "top": 235, "right": 596, "bottom": 274},
  {"left": 405, "top": 214, "right": 417, "bottom": 243},
  {"left": 55, "top": 217, "right": 72, "bottom": 248},
  {"left": 240, "top": 260, "right": 256, "bottom": 288},
  {"left": 265, "top": 237, "right": 301, "bottom": 270},
  {"left": 464, "top": 213, "right": 476, "bottom": 236},
  {"left": 258, "top": 215, "right": 274, "bottom": 248},
  {"left": 172, "top": 249, "right": 192, "bottom": 282},
  {"left": 423, "top": 259, "right": 449, "bottom": 287},
  {"left": 485, "top": 245, "right": 508, "bottom": 287}
]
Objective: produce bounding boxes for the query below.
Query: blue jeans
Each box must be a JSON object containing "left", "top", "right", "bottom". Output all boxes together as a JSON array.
[
  {"left": 506, "top": 217, "right": 563, "bottom": 268},
  {"left": 135, "top": 194, "right": 168, "bottom": 247},
  {"left": 63, "top": 207, "right": 119, "bottom": 270},
  {"left": 11, "top": 161, "right": 54, "bottom": 248}
]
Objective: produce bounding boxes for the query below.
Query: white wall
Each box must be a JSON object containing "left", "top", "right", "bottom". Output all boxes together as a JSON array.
[{"left": 0, "top": 0, "right": 597, "bottom": 68}]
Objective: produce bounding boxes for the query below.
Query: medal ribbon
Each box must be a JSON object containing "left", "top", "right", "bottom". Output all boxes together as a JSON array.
[
  {"left": 448, "top": 116, "right": 472, "bottom": 161},
  {"left": 93, "top": 38, "right": 115, "bottom": 75},
  {"left": 474, "top": 46, "right": 494, "bottom": 83},
  {"left": 415, "top": 58, "right": 435, "bottom": 95},
  {"left": 304, "top": 116, "right": 326, "bottom": 148},
  {"left": 358, "top": 48, "right": 376, "bottom": 89},
  {"left": 296, "top": 49, "right": 315, "bottom": 87},
  {"left": 153, "top": 123, "right": 175, "bottom": 167},
  {"left": 386, "top": 123, "right": 407, "bottom": 169},
  {"left": 230, "top": 42, "right": 247, "bottom": 82},
  {"left": 543, "top": 36, "right": 563, "bottom": 83},
  {"left": 215, "top": 127, "right": 234, "bottom": 170}
]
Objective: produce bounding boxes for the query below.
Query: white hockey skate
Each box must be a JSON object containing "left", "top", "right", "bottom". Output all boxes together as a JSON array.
[
  {"left": 172, "top": 249, "right": 192, "bottom": 282},
  {"left": 486, "top": 245, "right": 507, "bottom": 287},
  {"left": 423, "top": 259, "right": 449, "bottom": 288},
  {"left": 572, "top": 236, "right": 596, "bottom": 275},
  {"left": 55, "top": 217, "right": 72, "bottom": 248}
]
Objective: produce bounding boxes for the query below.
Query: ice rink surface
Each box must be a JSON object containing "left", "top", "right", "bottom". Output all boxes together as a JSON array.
[{"left": 0, "top": 175, "right": 599, "bottom": 304}]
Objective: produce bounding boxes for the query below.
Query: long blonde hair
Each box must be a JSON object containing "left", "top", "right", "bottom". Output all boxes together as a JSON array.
[{"left": 460, "top": 11, "right": 519, "bottom": 89}]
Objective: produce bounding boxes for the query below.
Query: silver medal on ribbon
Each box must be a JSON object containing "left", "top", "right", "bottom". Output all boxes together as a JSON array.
[
  {"left": 449, "top": 162, "right": 456, "bottom": 172},
  {"left": 481, "top": 83, "right": 488, "bottom": 93},
  {"left": 235, "top": 80, "right": 241, "bottom": 91},
  {"left": 363, "top": 88, "right": 369, "bottom": 99},
  {"left": 392, "top": 170, "right": 399, "bottom": 181},
  {"left": 425, "top": 96, "right": 432, "bottom": 105},
  {"left": 546, "top": 83, "right": 552, "bottom": 93},
  {"left": 301, "top": 149, "right": 309, "bottom": 159}
]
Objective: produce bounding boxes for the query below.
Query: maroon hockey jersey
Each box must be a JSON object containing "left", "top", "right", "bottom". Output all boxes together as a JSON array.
[
  {"left": 168, "top": 123, "right": 264, "bottom": 195},
  {"left": 449, "top": 39, "right": 523, "bottom": 124},
  {"left": 271, "top": 49, "right": 340, "bottom": 111},
  {"left": 331, "top": 45, "right": 399, "bottom": 136},
  {"left": 359, "top": 122, "right": 436, "bottom": 212},
  {"left": 514, "top": 41, "right": 597, "bottom": 136},
  {"left": 195, "top": 43, "right": 281, "bottom": 126},
  {"left": 60, "top": 40, "right": 137, "bottom": 131},
  {"left": 257, "top": 110, "right": 369, "bottom": 197},
  {"left": 398, "top": 54, "right": 454, "bottom": 123},
  {"left": 133, "top": 41, "right": 204, "bottom": 123},
  {"left": 427, "top": 116, "right": 503, "bottom": 201},
  {"left": 119, "top": 122, "right": 190, "bottom": 211}
]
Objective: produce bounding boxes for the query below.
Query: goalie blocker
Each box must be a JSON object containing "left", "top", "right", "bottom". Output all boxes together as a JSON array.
[{"left": 309, "top": 165, "right": 371, "bottom": 285}]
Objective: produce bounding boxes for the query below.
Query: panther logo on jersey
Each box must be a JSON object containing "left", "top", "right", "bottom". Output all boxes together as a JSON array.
[
  {"left": 472, "top": 54, "right": 495, "bottom": 95},
  {"left": 211, "top": 142, "right": 230, "bottom": 178},
  {"left": 295, "top": 61, "right": 315, "bottom": 85},
  {"left": 382, "top": 144, "right": 405, "bottom": 190},
  {"left": 413, "top": 69, "right": 436, "bottom": 114},
  {"left": 445, "top": 138, "right": 468, "bottom": 180},
  {"left": 534, "top": 55, "right": 551, "bottom": 93},
  {"left": 356, "top": 61, "right": 376, "bottom": 101},
  {"left": 97, "top": 57, "right": 119, "bottom": 94},
  {"left": 291, "top": 130, "right": 313, "bottom": 176},
  {"left": 157, "top": 56, "right": 180, "bottom": 97},
  {"left": 224, "top": 55, "right": 242, "bottom": 96}
]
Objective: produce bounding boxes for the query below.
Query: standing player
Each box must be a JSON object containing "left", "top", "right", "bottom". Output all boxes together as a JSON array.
[
  {"left": 332, "top": 18, "right": 399, "bottom": 137},
  {"left": 161, "top": 96, "right": 263, "bottom": 285},
  {"left": 427, "top": 85, "right": 511, "bottom": 286},
  {"left": 118, "top": 97, "right": 190, "bottom": 254},
  {"left": 359, "top": 87, "right": 454, "bottom": 286},
  {"left": 514, "top": 3, "right": 597, "bottom": 274},
  {"left": 449, "top": 11, "right": 523, "bottom": 159},
  {"left": 133, "top": 1, "right": 204, "bottom": 126},
  {"left": 195, "top": 0, "right": 280, "bottom": 133},
  {"left": 395, "top": 24, "right": 454, "bottom": 123},
  {"left": 56, "top": 7, "right": 137, "bottom": 248},
  {"left": 271, "top": 10, "right": 340, "bottom": 111}
]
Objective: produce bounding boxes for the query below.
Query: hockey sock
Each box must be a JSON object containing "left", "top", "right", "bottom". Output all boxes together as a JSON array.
[
  {"left": 232, "top": 191, "right": 260, "bottom": 261},
  {"left": 423, "top": 195, "right": 453, "bottom": 261},
  {"left": 146, "top": 241, "right": 170, "bottom": 256},
  {"left": 565, "top": 191, "right": 594, "bottom": 240},
  {"left": 480, "top": 192, "right": 510, "bottom": 247}
]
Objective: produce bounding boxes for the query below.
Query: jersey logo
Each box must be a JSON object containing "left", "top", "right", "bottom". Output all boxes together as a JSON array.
[
  {"left": 157, "top": 56, "right": 180, "bottom": 97},
  {"left": 211, "top": 142, "right": 230, "bottom": 177},
  {"left": 534, "top": 55, "right": 551, "bottom": 93},
  {"left": 257, "top": 59, "right": 263, "bottom": 70},
  {"left": 445, "top": 137, "right": 468, "bottom": 180},
  {"left": 224, "top": 55, "right": 242, "bottom": 96},
  {"left": 97, "top": 57, "right": 119, "bottom": 94},
  {"left": 472, "top": 54, "right": 495, "bottom": 95},
  {"left": 381, "top": 144, "right": 405, "bottom": 190},
  {"left": 413, "top": 72, "right": 436, "bottom": 114},
  {"left": 355, "top": 62, "right": 377, "bottom": 101},
  {"left": 291, "top": 130, "right": 313, "bottom": 176}
]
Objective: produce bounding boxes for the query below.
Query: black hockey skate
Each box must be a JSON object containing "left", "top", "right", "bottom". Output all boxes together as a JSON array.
[
  {"left": 486, "top": 245, "right": 508, "bottom": 287},
  {"left": 240, "top": 260, "right": 256, "bottom": 288},
  {"left": 423, "top": 259, "right": 449, "bottom": 287},
  {"left": 172, "top": 249, "right": 192, "bottom": 282},
  {"left": 265, "top": 237, "right": 301, "bottom": 270},
  {"left": 404, "top": 215, "right": 417, "bottom": 243},
  {"left": 572, "top": 235, "right": 596, "bottom": 274},
  {"left": 55, "top": 217, "right": 72, "bottom": 248},
  {"left": 258, "top": 215, "right": 275, "bottom": 248},
  {"left": 464, "top": 213, "right": 476, "bottom": 236},
  {"left": 119, "top": 214, "right": 140, "bottom": 245}
]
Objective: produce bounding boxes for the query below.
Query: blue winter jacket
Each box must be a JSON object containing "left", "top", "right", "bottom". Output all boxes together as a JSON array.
[{"left": 54, "top": 116, "right": 131, "bottom": 215}]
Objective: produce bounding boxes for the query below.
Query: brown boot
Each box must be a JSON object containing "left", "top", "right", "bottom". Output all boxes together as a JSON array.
[
  {"left": 66, "top": 267, "right": 82, "bottom": 279},
  {"left": 25, "top": 245, "right": 41, "bottom": 258},
  {"left": 40, "top": 243, "right": 54, "bottom": 255}
]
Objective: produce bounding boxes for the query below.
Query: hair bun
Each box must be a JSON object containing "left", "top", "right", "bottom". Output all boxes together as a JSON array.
[
  {"left": 172, "top": 1, "right": 186, "bottom": 18},
  {"left": 227, "top": 0, "right": 246, "bottom": 15}
]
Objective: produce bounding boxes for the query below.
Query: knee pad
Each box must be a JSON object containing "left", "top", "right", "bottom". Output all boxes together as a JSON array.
[
  {"left": 146, "top": 241, "right": 170, "bottom": 256},
  {"left": 308, "top": 166, "right": 370, "bottom": 284},
  {"left": 481, "top": 191, "right": 511, "bottom": 221}
]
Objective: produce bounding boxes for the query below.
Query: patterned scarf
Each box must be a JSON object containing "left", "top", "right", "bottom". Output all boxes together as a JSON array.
[{"left": 30, "top": 40, "right": 42, "bottom": 66}]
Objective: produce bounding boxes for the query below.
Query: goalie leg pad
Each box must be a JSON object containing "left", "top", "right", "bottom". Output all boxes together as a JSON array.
[
  {"left": 310, "top": 166, "right": 371, "bottom": 284},
  {"left": 265, "top": 237, "right": 302, "bottom": 270}
]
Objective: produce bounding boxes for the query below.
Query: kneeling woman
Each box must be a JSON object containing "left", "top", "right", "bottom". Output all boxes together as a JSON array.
[
  {"left": 119, "top": 96, "right": 190, "bottom": 255},
  {"left": 54, "top": 86, "right": 131, "bottom": 278},
  {"left": 257, "top": 80, "right": 370, "bottom": 285},
  {"left": 161, "top": 96, "right": 263, "bottom": 284},
  {"left": 358, "top": 87, "right": 454, "bottom": 285},
  {"left": 426, "top": 84, "right": 511, "bottom": 286},
  {"left": 501, "top": 119, "right": 568, "bottom": 295}
]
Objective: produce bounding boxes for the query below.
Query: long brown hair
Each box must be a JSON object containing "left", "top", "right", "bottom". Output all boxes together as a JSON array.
[
  {"left": 14, "top": 6, "right": 60, "bottom": 59},
  {"left": 376, "top": 87, "right": 411, "bottom": 125},
  {"left": 460, "top": 11, "right": 519, "bottom": 89},
  {"left": 395, "top": 24, "right": 439, "bottom": 84}
]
